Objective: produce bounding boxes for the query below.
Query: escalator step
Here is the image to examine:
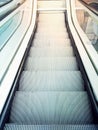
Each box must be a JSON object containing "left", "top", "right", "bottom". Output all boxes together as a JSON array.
[
  {"left": 29, "top": 47, "right": 74, "bottom": 57},
  {"left": 4, "top": 124, "right": 98, "bottom": 130},
  {"left": 9, "top": 92, "right": 94, "bottom": 124},
  {"left": 35, "top": 32, "right": 68, "bottom": 37},
  {"left": 37, "top": 27, "right": 66, "bottom": 32},
  {"left": 37, "top": 22, "right": 66, "bottom": 27},
  {"left": 34, "top": 36, "right": 69, "bottom": 40},
  {"left": 34, "top": 33, "right": 69, "bottom": 39},
  {"left": 38, "top": 13, "right": 65, "bottom": 21},
  {"left": 38, "top": 12, "right": 64, "bottom": 16},
  {"left": 36, "top": 27, "right": 67, "bottom": 32},
  {"left": 19, "top": 71, "right": 84, "bottom": 91},
  {"left": 38, "top": 1, "right": 65, "bottom": 8},
  {"left": 36, "top": 27, "right": 68, "bottom": 35},
  {"left": 24, "top": 57, "right": 78, "bottom": 71},
  {"left": 34, "top": 36, "right": 68, "bottom": 40},
  {"left": 32, "top": 38, "right": 71, "bottom": 47},
  {"left": 37, "top": 23, "right": 66, "bottom": 28}
]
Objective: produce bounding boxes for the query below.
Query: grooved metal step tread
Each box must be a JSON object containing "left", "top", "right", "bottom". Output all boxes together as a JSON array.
[
  {"left": 37, "top": 22, "right": 66, "bottom": 27},
  {"left": 19, "top": 71, "right": 84, "bottom": 91},
  {"left": 29, "top": 47, "right": 74, "bottom": 57},
  {"left": 34, "top": 35, "right": 69, "bottom": 39},
  {"left": 35, "top": 32, "right": 68, "bottom": 37},
  {"left": 36, "top": 29, "right": 67, "bottom": 34},
  {"left": 37, "top": 24, "right": 66, "bottom": 28},
  {"left": 4, "top": 124, "right": 98, "bottom": 130},
  {"left": 32, "top": 38, "right": 71, "bottom": 47},
  {"left": 38, "top": 19, "right": 65, "bottom": 23},
  {"left": 37, "top": 8, "right": 66, "bottom": 12},
  {"left": 37, "top": 19, "right": 65, "bottom": 23},
  {"left": 38, "top": 14, "right": 65, "bottom": 19},
  {"left": 37, "top": 27, "right": 66, "bottom": 32},
  {"left": 24, "top": 57, "right": 78, "bottom": 71},
  {"left": 9, "top": 92, "right": 94, "bottom": 124},
  {"left": 38, "top": 18, "right": 65, "bottom": 22},
  {"left": 34, "top": 33, "right": 69, "bottom": 39},
  {"left": 38, "top": 1, "right": 66, "bottom": 9},
  {"left": 38, "top": 12, "right": 65, "bottom": 18},
  {"left": 36, "top": 27, "right": 67, "bottom": 33}
]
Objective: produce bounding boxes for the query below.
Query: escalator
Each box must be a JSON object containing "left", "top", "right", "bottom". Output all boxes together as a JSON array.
[{"left": 1, "top": 0, "right": 98, "bottom": 129}]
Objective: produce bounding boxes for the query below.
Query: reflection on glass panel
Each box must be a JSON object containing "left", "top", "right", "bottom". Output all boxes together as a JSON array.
[
  {"left": 75, "top": 0, "right": 98, "bottom": 52},
  {"left": 0, "top": 12, "right": 22, "bottom": 50}
]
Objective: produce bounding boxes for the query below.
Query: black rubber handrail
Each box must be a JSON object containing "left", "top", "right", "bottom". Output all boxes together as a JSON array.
[
  {"left": 79, "top": 0, "right": 98, "bottom": 16},
  {"left": 0, "top": 0, "right": 12, "bottom": 7}
]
